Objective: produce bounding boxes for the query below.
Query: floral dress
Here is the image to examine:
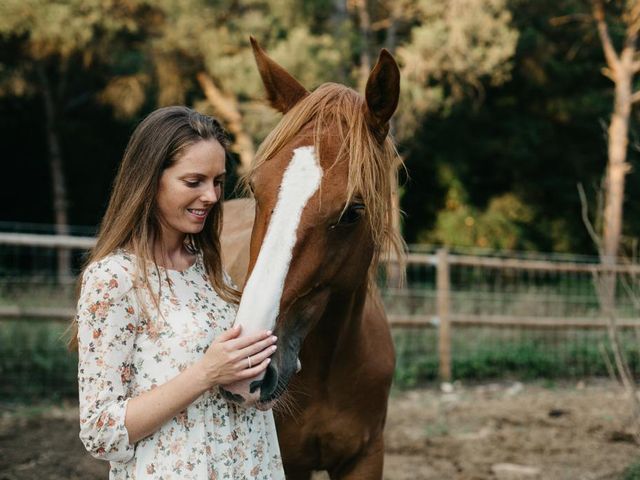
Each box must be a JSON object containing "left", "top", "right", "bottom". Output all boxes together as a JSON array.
[{"left": 76, "top": 251, "right": 284, "bottom": 479}]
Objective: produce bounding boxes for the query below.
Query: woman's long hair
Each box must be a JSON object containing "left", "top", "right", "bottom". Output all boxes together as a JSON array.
[{"left": 69, "top": 106, "right": 240, "bottom": 349}]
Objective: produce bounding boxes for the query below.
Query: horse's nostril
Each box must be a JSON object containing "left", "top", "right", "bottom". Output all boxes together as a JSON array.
[
  {"left": 219, "top": 386, "right": 245, "bottom": 404},
  {"left": 249, "top": 378, "right": 262, "bottom": 394}
]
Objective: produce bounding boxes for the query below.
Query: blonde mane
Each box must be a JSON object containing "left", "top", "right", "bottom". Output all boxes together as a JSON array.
[{"left": 244, "top": 83, "right": 406, "bottom": 276}]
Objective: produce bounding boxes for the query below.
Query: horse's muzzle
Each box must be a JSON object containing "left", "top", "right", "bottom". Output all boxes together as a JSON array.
[
  {"left": 218, "top": 356, "right": 301, "bottom": 406},
  {"left": 220, "top": 303, "right": 313, "bottom": 407}
]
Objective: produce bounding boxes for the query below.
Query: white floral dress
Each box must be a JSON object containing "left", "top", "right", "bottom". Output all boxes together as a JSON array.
[{"left": 76, "top": 251, "right": 284, "bottom": 479}]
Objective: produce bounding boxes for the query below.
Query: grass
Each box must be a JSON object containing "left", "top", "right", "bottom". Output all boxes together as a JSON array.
[
  {"left": 2, "top": 320, "right": 639, "bottom": 400},
  {"left": 392, "top": 327, "right": 640, "bottom": 388},
  {"left": 0, "top": 321, "right": 77, "bottom": 401},
  {"left": 623, "top": 460, "right": 640, "bottom": 480}
]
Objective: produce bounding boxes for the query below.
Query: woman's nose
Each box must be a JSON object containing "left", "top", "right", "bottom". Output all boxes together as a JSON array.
[{"left": 201, "top": 184, "right": 218, "bottom": 203}]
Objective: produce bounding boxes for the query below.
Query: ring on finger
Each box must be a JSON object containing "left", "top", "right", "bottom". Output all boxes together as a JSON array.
[{"left": 247, "top": 356, "right": 252, "bottom": 368}]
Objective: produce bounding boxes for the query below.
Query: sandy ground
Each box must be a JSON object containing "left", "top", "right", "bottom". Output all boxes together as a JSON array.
[{"left": 0, "top": 381, "right": 638, "bottom": 480}]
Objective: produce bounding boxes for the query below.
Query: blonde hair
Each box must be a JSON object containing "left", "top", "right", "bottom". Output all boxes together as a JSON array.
[
  {"left": 69, "top": 106, "right": 239, "bottom": 349},
  {"left": 245, "top": 83, "right": 405, "bottom": 277}
]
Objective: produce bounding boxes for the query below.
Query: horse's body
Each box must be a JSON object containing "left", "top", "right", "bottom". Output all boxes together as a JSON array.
[
  {"left": 222, "top": 197, "right": 394, "bottom": 478},
  {"left": 219, "top": 38, "right": 403, "bottom": 479}
]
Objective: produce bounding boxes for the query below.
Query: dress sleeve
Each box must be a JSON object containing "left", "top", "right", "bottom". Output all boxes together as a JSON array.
[{"left": 76, "top": 257, "right": 138, "bottom": 462}]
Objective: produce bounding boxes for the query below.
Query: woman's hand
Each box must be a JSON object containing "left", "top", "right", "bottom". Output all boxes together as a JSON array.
[
  {"left": 195, "top": 325, "right": 277, "bottom": 389},
  {"left": 123, "top": 325, "right": 276, "bottom": 444}
]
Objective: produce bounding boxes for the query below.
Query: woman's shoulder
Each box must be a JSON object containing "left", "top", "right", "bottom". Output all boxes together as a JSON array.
[{"left": 82, "top": 250, "right": 136, "bottom": 291}]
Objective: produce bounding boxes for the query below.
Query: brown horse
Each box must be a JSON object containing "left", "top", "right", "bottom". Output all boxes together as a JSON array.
[{"left": 220, "top": 38, "right": 403, "bottom": 479}]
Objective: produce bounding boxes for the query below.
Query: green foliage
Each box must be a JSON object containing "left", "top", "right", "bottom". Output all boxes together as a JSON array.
[
  {"left": 623, "top": 460, "right": 640, "bottom": 480},
  {"left": 420, "top": 166, "right": 536, "bottom": 249},
  {"left": 401, "top": 0, "right": 630, "bottom": 253},
  {"left": 392, "top": 327, "right": 640, "bottom": 388},
  {"left": 0, "top": 0, "right": 637, "bottom": 253},
  {"left": 396, "top": 0, "right": 519, "bottom": 137},
  {"left": 2, "top": 320, "right": 639, "bottom": 399},
  {"left": 0, "top": 321, "right": 77, "bottom": 401},
  {"left": 0, "top": 0, "right": 140, "bottom": 59}
]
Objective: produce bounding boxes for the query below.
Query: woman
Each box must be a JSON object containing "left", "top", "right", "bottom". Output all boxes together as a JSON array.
[{"left": 75, "top": 106, "right": 284, "bottom": 479}]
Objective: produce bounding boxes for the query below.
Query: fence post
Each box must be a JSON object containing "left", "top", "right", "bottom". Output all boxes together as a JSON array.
[{"left": 437, "top": 248, "right": 452, "bottom": 382}]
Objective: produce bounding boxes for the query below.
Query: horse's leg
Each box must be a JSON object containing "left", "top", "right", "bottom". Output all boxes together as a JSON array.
[{"left": 329, "top": 435, "right": 384, "bottom": 480}]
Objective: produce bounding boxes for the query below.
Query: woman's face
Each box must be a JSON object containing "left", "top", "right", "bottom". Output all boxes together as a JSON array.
[{"left": 156, "top": 139, "right": 226, "bottom": 240}]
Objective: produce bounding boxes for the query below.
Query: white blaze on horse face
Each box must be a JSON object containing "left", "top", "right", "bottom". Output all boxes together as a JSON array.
[{"left": 234, "top": 146, "right": 322, "bottom": 335}]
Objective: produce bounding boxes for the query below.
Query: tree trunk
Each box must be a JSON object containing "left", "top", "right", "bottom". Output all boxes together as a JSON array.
[
  {"left": 603, "top": 75, "right": 632, "bottom": 263},
  {"left": 352, "top": 0, "right": 372, "bottom": 91},
  {"left": 331, "top": 0, "right": 350, "bottom": 83},
  {"left": 384, "top": 2, "right": 403, "bottom": 288},
  {"left": 591, "top": 1, "right": 640, "bottom": 438},
  {"left": 592, "top": 0, "right": 637, "bottom": 308},
  {"left": 196, "top": 72, "right": 255, "bottom": 175},
  {"left": 36, "top": 64, "right": 71, "bottom": 284}
]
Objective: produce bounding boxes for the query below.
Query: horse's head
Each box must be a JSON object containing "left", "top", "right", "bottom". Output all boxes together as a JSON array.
[{"left": 220, "top": 38, "right": 402, "bottom": 408}]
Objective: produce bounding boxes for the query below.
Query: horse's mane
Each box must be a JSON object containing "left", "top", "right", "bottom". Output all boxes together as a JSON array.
[{"left": 244, "top": 82, "right": 406, "bottom": 278}]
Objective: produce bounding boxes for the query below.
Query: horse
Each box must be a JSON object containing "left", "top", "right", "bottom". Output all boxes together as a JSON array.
[{"left": 220, "top": 37, "right": 403, "bottom": 479}]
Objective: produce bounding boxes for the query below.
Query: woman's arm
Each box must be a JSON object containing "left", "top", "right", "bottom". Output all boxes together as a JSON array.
[
  {"left": 77, "top": 258, "right": 277, "bottom": 460},
  {"left": 124, "top": 324, "right": 276, "bottom": 443},
  {"left": 77, "top": 259, "right": 141, "bottom": 462}
]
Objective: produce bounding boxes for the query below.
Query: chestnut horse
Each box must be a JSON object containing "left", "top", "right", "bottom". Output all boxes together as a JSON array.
[{"left": 220, "top": 38, "right": 403, "bottom": 479}]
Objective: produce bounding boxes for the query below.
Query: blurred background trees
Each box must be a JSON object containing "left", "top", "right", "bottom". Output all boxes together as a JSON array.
[{"left": 0, "top": 0, "right": 638, "bottom": 256}]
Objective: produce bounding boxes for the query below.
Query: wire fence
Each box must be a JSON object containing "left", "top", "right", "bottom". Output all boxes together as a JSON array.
[
  {"left": 1, "top": 231, "right": 639, "bottom": 400},
  {"left": 385, "top": 248, "right": 640, "bottom": 386}
]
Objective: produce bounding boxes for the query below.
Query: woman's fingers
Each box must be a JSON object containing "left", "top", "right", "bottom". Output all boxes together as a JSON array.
[
  {"left": 227, "top": 329, "right": 273, "bottom": 350},
  {"left": 242, "top": 344, "right": 277, "bottom": 369},
  {"left": 237, "top": 358, "right": 271, "bottom": 379},
  {"left": 214, "top": 324, "right": 241, "bottom": 343},
  {"left": 237, "top": 335, "right": 277, "bottom": 359},
  {"left": 204, "top": 327, "right": 278, "bottom": 386}
]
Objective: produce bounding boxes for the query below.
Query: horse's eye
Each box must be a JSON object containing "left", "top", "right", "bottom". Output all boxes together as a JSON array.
[{"left": 333, "top": 203, "right": 365, "bottom": 227}]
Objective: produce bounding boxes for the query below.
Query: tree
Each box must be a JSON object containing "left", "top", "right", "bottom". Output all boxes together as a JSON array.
[
  {"left": 100, "top": 0, "right": 352, "bottom": 173},
  {"left": 395, "top": 0, "right": 519, "bottom": 140},
  {"left": 586, "top": 1, "right": 640, "bottom": 439},
  {"left": 591, "top": 0, "right": 640, "bottom": 262},
  {"left": 0, "top": 0, "right": 149, "bottom": 281}
]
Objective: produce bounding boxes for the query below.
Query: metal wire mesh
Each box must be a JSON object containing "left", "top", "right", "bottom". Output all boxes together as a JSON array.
[
  {"left": 0, "top": 233, "right": 92, "bottom": 401},
  {"left": 383, "top": 246, "right": 640, "bottom": 386}
]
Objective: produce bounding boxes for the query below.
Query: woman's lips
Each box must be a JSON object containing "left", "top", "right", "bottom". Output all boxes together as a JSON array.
[{"left": 187, "top": 208, "right": 208, "bottom": 221}]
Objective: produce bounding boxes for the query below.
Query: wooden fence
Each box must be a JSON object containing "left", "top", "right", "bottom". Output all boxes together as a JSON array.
[
  {"left": 385, "top": 249, "right": 640, "bottom": 380},
  {"left": 2, "top": 232, "right": 640, "bottom": 381}
]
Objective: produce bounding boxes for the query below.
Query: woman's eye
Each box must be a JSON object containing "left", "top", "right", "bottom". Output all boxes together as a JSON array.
[
  {"left": 185, "top": 180, "right": 200, "bottom": 188},
  {"left": 333, "top": 203, "right": 365, "bottom": 227}
]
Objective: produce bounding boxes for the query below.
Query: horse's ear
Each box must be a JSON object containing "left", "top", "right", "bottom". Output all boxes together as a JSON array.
[
  {"left": 250, "top": 36, "right": 309, "bottom": 114},
  {"left": 363, "top": 49, "right": 400, "bottom": 142}
]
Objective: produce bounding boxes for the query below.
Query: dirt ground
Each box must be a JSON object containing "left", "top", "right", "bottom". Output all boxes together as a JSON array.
[{"left": 0, "top": 381, "right": 638, "bottom": 480}]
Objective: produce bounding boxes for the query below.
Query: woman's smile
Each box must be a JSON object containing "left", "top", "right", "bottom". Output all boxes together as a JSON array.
[{"left": 187, "top": 207, "right": 210, "bottom": 221}]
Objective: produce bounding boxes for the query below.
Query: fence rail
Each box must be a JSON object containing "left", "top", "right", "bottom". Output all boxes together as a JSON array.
[
  {"left": 403, "top": 251, "right": 640, "bottom": 273},
  {"left": 0, "top": 232, "right": 96, "bottom": 249}
]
